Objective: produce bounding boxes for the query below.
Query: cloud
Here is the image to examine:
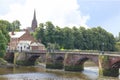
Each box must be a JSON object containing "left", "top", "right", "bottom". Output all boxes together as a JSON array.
[{"left": 0, "top": 0, "right": 90, "bottom": 29}]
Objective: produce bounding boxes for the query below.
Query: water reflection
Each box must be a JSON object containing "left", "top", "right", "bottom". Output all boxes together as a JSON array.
[{"left": 0, "top": 66, "right": 119, "bottom": 80}]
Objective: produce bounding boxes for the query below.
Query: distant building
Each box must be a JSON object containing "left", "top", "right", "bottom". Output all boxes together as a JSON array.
[
  {"left": 31, "top": 9, "right": 37, "bottom": 32},
  {"left": 8, "top": 30, "right": 46, "bottom": 52},
  {"left": 27, "top": 10, "right": 38, "bottom": 32}
]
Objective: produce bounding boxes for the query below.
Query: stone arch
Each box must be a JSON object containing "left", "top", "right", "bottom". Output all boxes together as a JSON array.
[
  {"left": 76, "top": 57, "right": 98, "bottom": 66},
  {"left": 27, "top": 55, "right": 40, "bottom": 65},
  {"left": 55, "top": 56, "right": 64, "bottom": 61},
  {"left": 111, "top": 61, "right": 120, "bottom": 68},
  {"left": 46, "top": 55, "right": 64, "bottom": 69},
  {"left": 54, "top": 56, "right": 64, "bottom": 64}
]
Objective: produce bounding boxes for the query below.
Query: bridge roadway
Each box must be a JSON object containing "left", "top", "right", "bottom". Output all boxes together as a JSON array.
[{"left": 24, "top": 50, "right": 120, "bottom": 56}]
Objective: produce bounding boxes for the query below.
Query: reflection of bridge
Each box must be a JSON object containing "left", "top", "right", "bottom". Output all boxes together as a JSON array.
[{"left": 6, "top": 51, "right": 120, "bottom": 77}]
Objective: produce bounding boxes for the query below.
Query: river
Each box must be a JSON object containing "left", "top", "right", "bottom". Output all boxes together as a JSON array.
[{"left": 0, "top": 62, "right": 119, "bottom": 80}]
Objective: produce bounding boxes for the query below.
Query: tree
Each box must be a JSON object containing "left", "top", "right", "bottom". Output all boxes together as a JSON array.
[
  {"left": 62, "top": 27, "right": 74, "bottom": 49},
  {"left": 0, "top": 30, "right": 7, "bottom": 58},
  {"left": 45, "top": 21, "right": 55, "bottom": 43},
  {"left": 34, "top": 21, "right": 116, "bottom": 51},
  {"left": 12, "top": 20, "right": 21, "bottom": 31},
  {"left": 35, "top": 23, "right": 46, "bottom": 45},
  {"left": 73, "top": 27, "right": 82, "bottom": 49},
  {"left": 54, "top": 26, "right": 64, "bottom": 48},
  {"left": 0, "top": 20, "right": 12, "bottom": 32},
  {"left": 0, "top": 20, "right": 10, "bottom": 43}
]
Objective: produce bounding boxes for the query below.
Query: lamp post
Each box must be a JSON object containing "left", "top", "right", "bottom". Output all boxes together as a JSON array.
[{"left": 102, "top": 43, "right": 104, "bottom": 54}]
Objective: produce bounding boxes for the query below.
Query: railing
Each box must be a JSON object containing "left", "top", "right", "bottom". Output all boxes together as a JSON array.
[{"left": 7, "top": 49, "right": 120, "bottom": 56}]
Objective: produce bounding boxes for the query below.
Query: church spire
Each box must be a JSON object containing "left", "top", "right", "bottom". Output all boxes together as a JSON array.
[
  {"left": 33, "top": 9, "right": 36, "bottom": 20},
  {"left": 31, "top": 9, "right": 37, "bottom": 32}
]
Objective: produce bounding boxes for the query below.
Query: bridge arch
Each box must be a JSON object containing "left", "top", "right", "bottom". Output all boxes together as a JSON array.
[
  {"left": 27, "top": 55, "right": 40, "bottom": 65},
  {"left": 111, "top": 61, "right": 120, "bottom": 68},
  {"left": 55, "top": 56, "right": 64, "bottom": 61},
  {"left": 76, "top": 57, "right": 98, "bottom": 67}
]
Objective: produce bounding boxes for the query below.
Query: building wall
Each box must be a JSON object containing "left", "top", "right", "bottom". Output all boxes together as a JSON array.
[
  {"left": 9, "top": 30, "right": 45, "bottom": 51},
  {"left": 17, "top": 43, "right": 30, "bottom": 52},
  {"left": 19, "top": 31, "right": 35, "bottom": 42},
  {"left": 9, "top": 38, "right": 18, "bottom": 50}
]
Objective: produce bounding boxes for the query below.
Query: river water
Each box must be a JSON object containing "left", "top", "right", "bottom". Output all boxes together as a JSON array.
[{"left": 0, "top": 62, "right": 119, "bottom": 80}]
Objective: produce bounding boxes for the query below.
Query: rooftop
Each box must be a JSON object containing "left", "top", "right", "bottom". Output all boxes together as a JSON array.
[{"left": 9, "top": 31, "right": 26, "bottom": 38}]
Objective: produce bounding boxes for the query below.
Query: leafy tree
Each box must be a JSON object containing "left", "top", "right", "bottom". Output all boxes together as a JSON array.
[
  {"left": 115, "top": 42, "right": 120, "bottom": 51},
  {"left": 45, "top": 21, "right": 55, "bottom": 43},
  {"left": 54, "top": 26, "right": 64, "bottom": 48},
  {"left": 35, "top": 23, "right": 46, "bottom": 45},
  {"left": 73, "top": 27, "right": 82, "bottom": 49},
  {"left": 34, "top": 21, "right": 116, "bottom": 51},
  {"left": 0, "top": 20, "right": 10, "bottom": 43},
  {"left": 0, "top": 30, "right": 7, "bottom": 58},
  {"left": 12, "top": 20, "right": 21, "bottom": 31},
  {"left": 62, "top": 27, "right": 74, "bottom": 49},
  {"left": 0, "top": 20, "right": 12, "bottom": 32}
]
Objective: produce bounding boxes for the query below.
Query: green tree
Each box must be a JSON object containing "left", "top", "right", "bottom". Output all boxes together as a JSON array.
[
  {"left": 0, "top": 20, "right": 12, "bottom": 32},
  {"left": 12, "top": 20, "right": 21, "bottom": 31},
  {"left": 0, "top": 20, "right": 10, "bottom": 43},
  {"left": 62, "top": 27, "right": 74, "bottom": 49},
  {"left": 54, "top": 26, "right": 64, "bottom": 48},
  {"left": 45, "top": 21, "right": 55, "bottom": 43},
  {"left": 0, "top": 30, "right": 7, "bottom": 58},
  {"left": 34, "top": 21, "right": 115, "bottom": 51},
  {"left": 73, "top": 27, "right": 82, "bottom": 49},
  {"left": 35, "top": 23, "right": 46, "bottom": 45}
]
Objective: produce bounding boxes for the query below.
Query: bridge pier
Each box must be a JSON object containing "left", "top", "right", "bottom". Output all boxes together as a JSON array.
[
  {"left": 99, "top": 55, "right": 119, "bottom": 77},
  {"left": 64, "top": 65, "right": 83, "bottom": 72},
  {"left": 46, "top": 53, "right": 64, "bottom": 69},
  {"left": 64, "top": 54, "right": 84, "bottom": 72}
]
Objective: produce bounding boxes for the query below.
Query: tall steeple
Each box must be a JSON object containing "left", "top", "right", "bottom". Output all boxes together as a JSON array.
[{"left": 31, "top": 9, "right": 37, "bottom": 32}]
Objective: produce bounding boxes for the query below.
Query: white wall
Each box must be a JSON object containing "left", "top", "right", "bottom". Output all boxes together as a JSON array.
[{"left": 17, "top": 43, "right": 30, "bottom": 52}]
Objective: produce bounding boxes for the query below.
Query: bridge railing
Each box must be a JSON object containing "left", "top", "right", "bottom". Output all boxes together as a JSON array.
[
  {"left": 6, "top": 49, "right": 120, "bottom": 55},
  {"left": 7, "top": 49, "right": 47, "bottom": 53}
]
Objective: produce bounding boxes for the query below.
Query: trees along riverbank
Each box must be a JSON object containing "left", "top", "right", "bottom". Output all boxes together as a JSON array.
[
  {"left": 34, "top": 21, "right": 116, "bottom": 51},
  {"left": 0, "top": 20, "right": 21, "bottom": 67}
]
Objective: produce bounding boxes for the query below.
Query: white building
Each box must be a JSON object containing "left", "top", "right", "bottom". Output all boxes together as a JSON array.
[{"left": 17, "top": 41, "right": 31, "bottom": 52}]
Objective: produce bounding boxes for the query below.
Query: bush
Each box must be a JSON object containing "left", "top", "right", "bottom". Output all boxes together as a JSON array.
[
  {"left": 46, "top": 63, "right": 63, "bottom": 69},
  {"left": 65, "top": 65, "right": 83, "bottom": 71},
  {"left": 0, "top": 58, "right": 7, "bottom": 65}
]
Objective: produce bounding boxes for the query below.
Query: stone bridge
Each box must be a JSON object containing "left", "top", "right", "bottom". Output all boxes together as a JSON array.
[{"left": 5, "top": 51, "right": 120, "bottom": 77}]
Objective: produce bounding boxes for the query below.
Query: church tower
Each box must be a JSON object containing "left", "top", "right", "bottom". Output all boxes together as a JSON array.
[{"left": 31, "top": 10, "right": 37, "bottom": 32}]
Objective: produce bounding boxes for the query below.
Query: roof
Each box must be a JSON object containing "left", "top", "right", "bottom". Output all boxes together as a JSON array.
[
  {"left": 30, "top": 42, "right": 44, "bottom": 46},
  {"left": 9, "top": 31, "right": 26, "bottom": 38},
  {"left": 18, "top": 40, "right": 31, "bottom": 45}
]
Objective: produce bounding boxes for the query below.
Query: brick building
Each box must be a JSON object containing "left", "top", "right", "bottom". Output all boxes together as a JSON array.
[
  {"left": 8, "top": 10, "right": 46, "bottom": 52},
  {"left": 8, "top": 30, "right": 46, "bottom": 52}
]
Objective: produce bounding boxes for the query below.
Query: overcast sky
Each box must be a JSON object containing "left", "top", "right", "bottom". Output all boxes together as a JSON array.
[{"left": 0, "top": 0, "right": 120, "bottom": 36}]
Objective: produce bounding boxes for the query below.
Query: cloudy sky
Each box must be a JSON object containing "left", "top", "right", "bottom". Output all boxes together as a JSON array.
[{"left": 0, "top": 0, "right": 120, "bottom": 36}]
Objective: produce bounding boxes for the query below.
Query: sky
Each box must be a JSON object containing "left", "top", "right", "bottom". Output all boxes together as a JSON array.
[{"left": 0, "top": 0, "right": 120, "bottom": 36}]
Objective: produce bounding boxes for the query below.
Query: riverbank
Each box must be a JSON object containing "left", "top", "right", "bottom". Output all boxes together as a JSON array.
[{"left": 0, "top": 58, "right": 14, "bottom": 68}]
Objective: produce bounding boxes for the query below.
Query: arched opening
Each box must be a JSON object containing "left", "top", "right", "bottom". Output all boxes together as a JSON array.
[
  {"left": 112, "top": 61, "right": 120, "bottom": 68},
  {"left": 76, "top": 57, "right": 98, "bottom": 67},
  {"left": 75, "top": 57, "right": 98, "bottom": 76},
  {"left": 4, "top": 52, "right": 14, "bottom": 63},
  {"left": 27, "top": 55, "right": 40, "bottom": 65},
  {"left": 65, "top": 56, "right": 98, "bottom": 72},
  {"left": 54, "top": 56, "right": 64, "bottom": 69},
  {"left": 55, "top": 56, "right": 64, "bottom": 63},
  {"left": 110, "top": 61, "right": 120, "bottom": 77}
]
